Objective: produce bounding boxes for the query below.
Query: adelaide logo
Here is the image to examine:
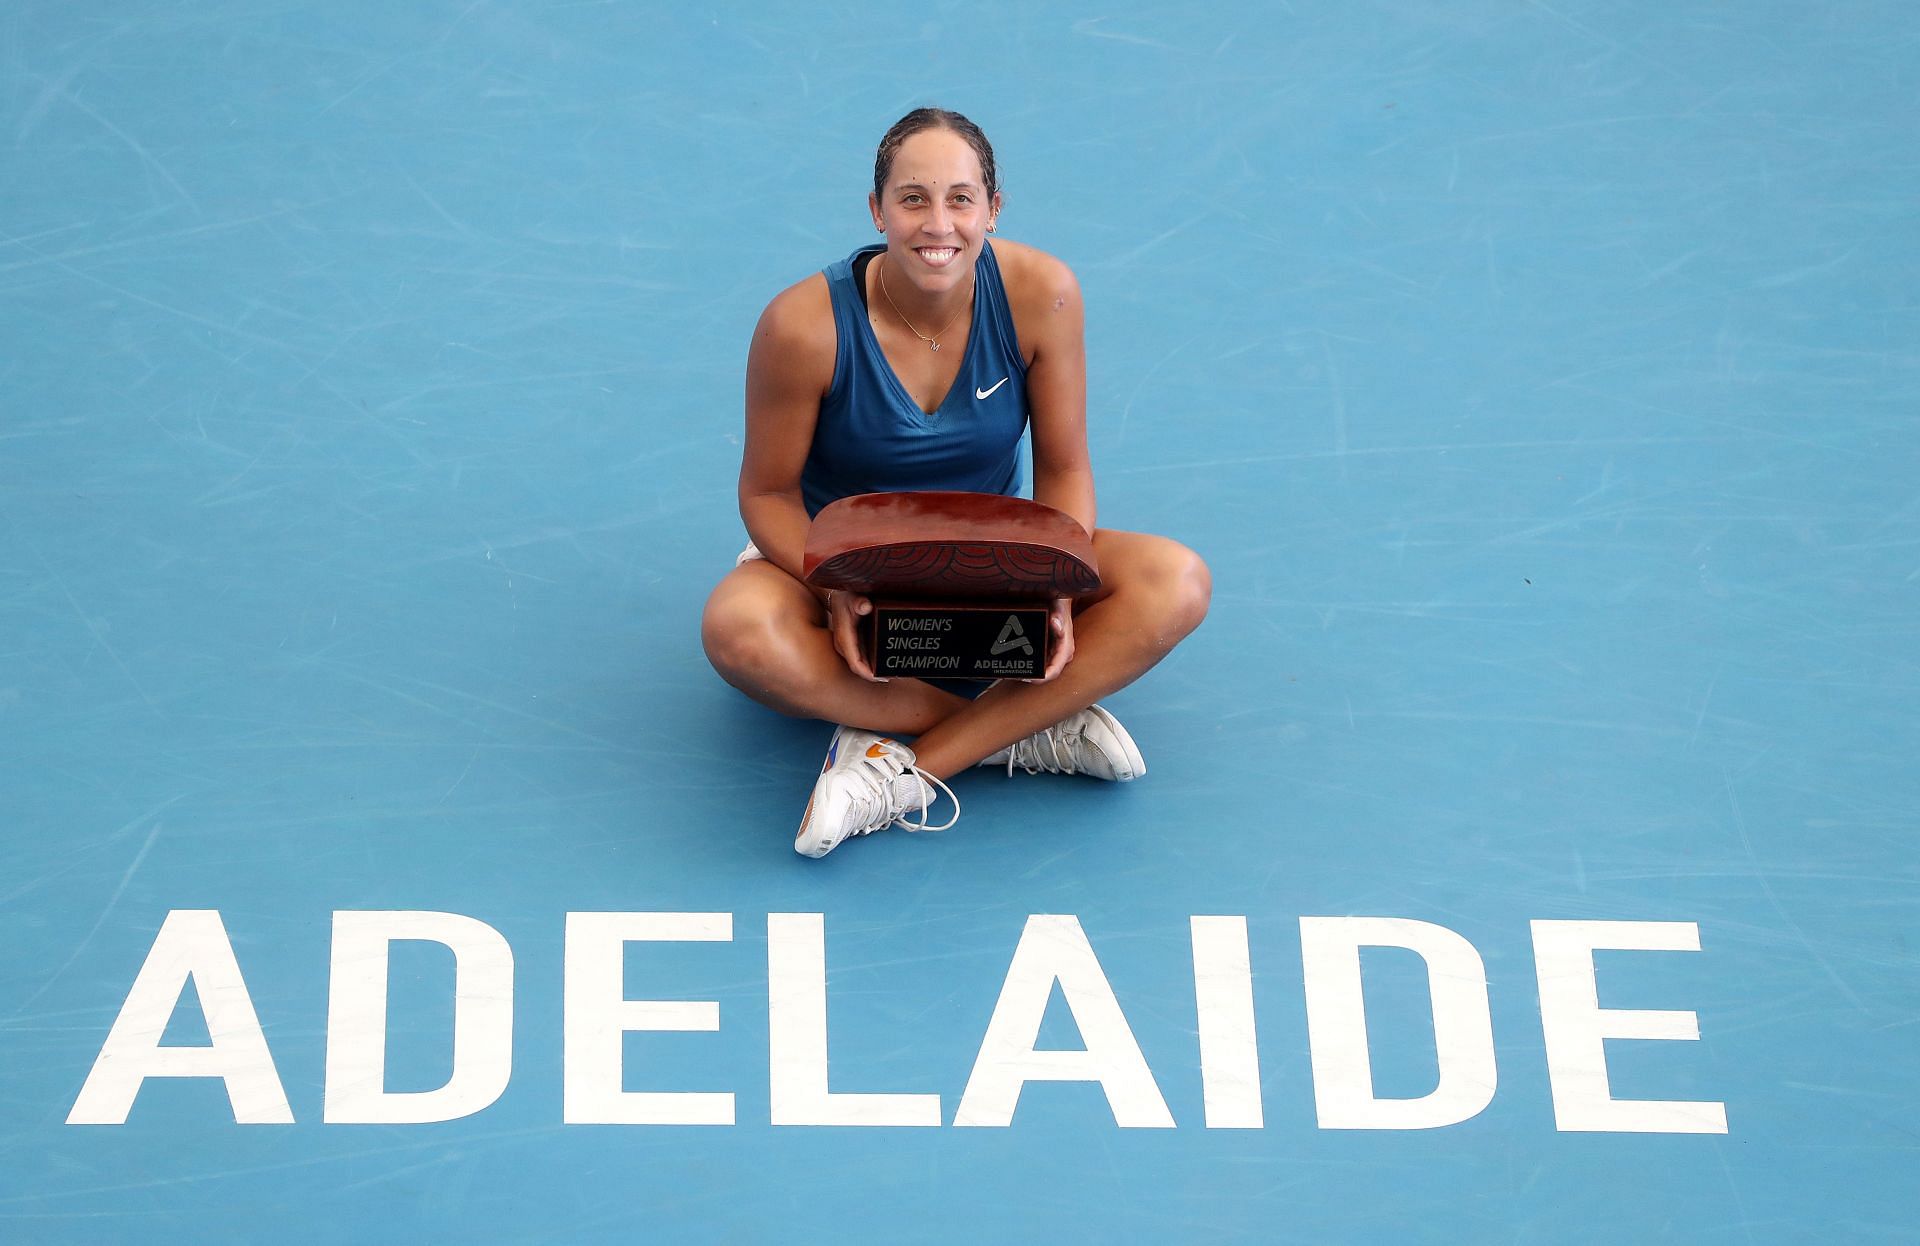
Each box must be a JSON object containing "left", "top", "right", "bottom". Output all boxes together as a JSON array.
[{"left": 991, "top": 615, "right": 1034, "bottom": 657}]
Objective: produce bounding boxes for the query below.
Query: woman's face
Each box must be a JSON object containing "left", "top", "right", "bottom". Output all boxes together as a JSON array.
[{"left": 869, "top": 127, "right": 1001, "bottom": 291}]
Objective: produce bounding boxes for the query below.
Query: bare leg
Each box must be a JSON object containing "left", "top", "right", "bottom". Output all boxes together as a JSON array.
[
  {"left": 704, "top": 531, "right": 1209, "bottom": 775},
  {"left": 907, "top": 530, "right": 1211, "bottom": 778},
  {"left": 702, "top": 558, "right": 971, "bottom": 735}
]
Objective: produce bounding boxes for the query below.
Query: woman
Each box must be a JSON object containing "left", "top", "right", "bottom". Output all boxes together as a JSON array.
[{"left": 702, "top": 108, "right": 1211, "bottom": 858}]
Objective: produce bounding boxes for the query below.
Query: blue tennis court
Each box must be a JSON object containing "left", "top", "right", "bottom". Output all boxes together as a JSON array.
[{"left": 4, "top": 1, "right": 1915, "bottom": 1241}]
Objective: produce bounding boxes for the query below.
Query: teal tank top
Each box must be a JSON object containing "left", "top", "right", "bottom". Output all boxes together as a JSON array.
[{"left": 800, "top": 242, "right": 1029, "bottom": 517}]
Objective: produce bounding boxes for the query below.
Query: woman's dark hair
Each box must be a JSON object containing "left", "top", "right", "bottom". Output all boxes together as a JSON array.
[{"left": 873, "top": 108, "right": 999, "bottom": 201}]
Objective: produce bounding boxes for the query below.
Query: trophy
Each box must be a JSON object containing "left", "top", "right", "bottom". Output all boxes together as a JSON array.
[{"left": 802, "top": 491, "right": 1100, "bottom": 680}]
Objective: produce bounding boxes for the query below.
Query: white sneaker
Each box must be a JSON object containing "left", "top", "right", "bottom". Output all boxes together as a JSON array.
[
  {"left": 979, "top": 704, "right": 1146, "bottom": 782},
  {"left": 796, "top": 726, "right": 959, "bottom": 858}
]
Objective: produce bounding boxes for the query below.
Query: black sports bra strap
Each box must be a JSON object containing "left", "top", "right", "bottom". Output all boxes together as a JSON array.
[{"left": 851, "top": 249, "right": 875, "bottom": 310}]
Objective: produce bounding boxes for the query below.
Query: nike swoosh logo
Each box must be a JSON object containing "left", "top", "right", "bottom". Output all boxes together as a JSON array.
[{"left": 975, "top": 377, "right": 1010, "bottom": 400}]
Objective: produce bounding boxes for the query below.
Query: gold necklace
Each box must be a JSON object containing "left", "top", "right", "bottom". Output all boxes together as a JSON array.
[{"left": 876, "top": 255, "right": 969, "bottom": 351}]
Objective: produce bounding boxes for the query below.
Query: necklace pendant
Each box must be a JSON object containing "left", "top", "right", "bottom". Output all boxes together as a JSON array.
[{"left": 929, "top": 341, "right": 940, "bottom": 351}]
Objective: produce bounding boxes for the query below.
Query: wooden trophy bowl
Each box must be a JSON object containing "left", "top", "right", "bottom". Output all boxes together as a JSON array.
[{"left": 802, "top": 491, "right": 1100, "bottom": 600}]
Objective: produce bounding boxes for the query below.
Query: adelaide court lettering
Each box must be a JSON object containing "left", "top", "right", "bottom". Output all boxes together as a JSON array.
[{"left": 68, "top": 911, "right": 1726, "bottom": 1135}]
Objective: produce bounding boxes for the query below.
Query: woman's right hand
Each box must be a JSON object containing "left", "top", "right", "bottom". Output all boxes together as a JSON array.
[{"left": 826, "top": 590, "right": 886, "bottom": 682}]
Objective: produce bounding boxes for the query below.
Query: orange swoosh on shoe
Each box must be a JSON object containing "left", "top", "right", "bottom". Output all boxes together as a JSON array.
[{"left": 866, "top": 742, "right": 890, "bottom": 759}]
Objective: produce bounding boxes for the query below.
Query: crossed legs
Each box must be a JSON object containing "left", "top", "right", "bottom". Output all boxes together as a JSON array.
[{"left": 701, "top": 529, "right": 1211, "bottom": 779}]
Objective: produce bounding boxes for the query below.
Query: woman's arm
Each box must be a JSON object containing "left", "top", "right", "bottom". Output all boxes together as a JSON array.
[
  {"left": 738, "top": 276, "right": 836, "bottom": 580},
  {"left": 1003, "top": 243, "right": 1095, "bottom": 680},
  {"left": 738, "top": 276, "right": 886, "bottom": 682},
  {"left": 1009, "top": 246, "right": 1096, "bottom": 536}
]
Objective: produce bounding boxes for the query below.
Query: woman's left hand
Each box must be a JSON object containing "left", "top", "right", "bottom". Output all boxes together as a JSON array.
[{"left": 1029, "top": 597, "right": 1075, "bottom": 683}]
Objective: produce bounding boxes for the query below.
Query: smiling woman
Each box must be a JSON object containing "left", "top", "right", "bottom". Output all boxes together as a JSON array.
[{"left": 700, "top": 107, "right": 1212, "bottom": 858}]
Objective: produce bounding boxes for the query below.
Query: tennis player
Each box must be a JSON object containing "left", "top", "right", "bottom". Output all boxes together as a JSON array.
[{"left": 702, "top": 108, "right": 1210, "bottom": 857}]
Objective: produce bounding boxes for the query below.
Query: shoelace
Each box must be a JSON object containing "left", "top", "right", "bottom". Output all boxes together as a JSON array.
[
  {"left": 1002, "top": 726, "right": 1082, "bottom": 777},
  {"left": 850, "top": 741, "right": 960, "bottom": 835}
]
